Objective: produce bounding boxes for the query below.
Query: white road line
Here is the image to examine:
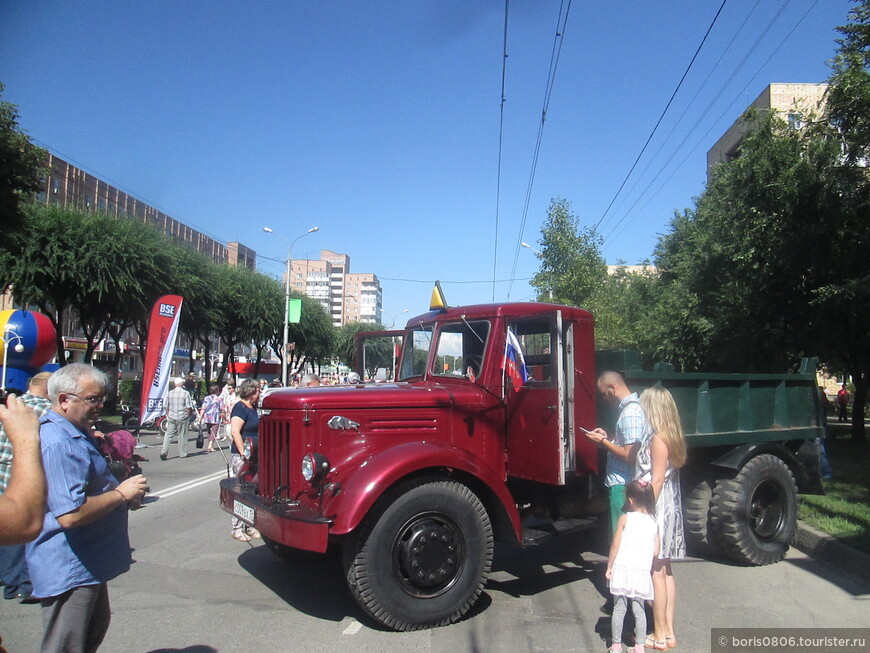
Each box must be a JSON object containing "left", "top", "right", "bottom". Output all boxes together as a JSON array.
[
  {"left": 342, "top": 620, "right": 363, "bottom": 636},
  {"left": 150, "top": 470, "right": 227, "bottom": 499}
]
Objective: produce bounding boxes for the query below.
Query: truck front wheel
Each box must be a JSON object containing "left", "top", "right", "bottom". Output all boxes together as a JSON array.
[
  {"left": 343, "top": 478, "right": 493, "bottom": 631},
  {"left": 709, "top": 454, "right": 798, "bottom": 566},
  {"left": 682, "top": 475, "right": 722, "bottom": 558}
]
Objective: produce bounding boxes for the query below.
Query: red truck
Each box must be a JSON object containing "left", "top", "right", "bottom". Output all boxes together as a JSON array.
[{"left": 220, "top": 298, "right": 824, "bottom": 631}]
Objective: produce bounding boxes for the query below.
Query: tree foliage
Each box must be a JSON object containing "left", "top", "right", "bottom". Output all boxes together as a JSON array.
[{"left": 0, "top": 83, "right": 46, "bottom": 234}]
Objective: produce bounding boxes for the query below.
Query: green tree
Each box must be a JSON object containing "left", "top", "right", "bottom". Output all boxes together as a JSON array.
[
  {"left": 529, "top": 198, "right": 608, "bottom": 307},
  {"left": 0, "top": 83, "right": 46, "bottom": 234}
]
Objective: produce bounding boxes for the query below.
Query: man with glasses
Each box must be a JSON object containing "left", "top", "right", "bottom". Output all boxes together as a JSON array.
[{"left": 26, "top": 364, "right": 148, "bottom": 653}]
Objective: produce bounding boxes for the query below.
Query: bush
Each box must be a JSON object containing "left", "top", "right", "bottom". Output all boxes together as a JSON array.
[{"left": 118, "top": 379, "right": 141, "bottom": 406}]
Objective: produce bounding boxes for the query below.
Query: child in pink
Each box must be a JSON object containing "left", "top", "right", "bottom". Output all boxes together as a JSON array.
[{"left": 606, "top": 479, "right": 659, "bottom": 653}]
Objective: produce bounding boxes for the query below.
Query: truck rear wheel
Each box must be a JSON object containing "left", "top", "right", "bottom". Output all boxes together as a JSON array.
[
  {"left": 709, "top": 454, "right": 798, "bottom": 566},
  {"left": 682, "top": 475, "right": 722, "bottom": 558},
  {"left": 343, "top": 478, "right": 493, "bottom": 631}
]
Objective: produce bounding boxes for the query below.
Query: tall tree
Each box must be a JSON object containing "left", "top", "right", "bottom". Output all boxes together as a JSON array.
[
  {"left": 0, "top": 83, "right": 46, "bottom": 234},
  {"left": 529, "top": 198, "right": 608, "bottom": 308}
]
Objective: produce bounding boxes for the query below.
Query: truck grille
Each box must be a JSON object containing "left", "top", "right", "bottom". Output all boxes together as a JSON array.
[{"left": 258, "top": 419, "right": 292, "bottom": 501}]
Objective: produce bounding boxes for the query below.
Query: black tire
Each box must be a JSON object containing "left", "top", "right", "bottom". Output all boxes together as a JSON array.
[
  {"left": 123, "top": 416, "right": 140, "bottom": 430},
  {"left": 682, "top": 475, "right": 722, "bottom": 559},
  {"left": 343, "top": 478, "right": 493, "bottom": 631},
  {"left": 709, "top": 454, "right": 798, "bottom": 566}
]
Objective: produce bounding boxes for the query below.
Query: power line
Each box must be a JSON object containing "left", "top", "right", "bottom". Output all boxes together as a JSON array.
[
  {"left": 593, "top": 0, "right": 729, "bottom": 233},
  {"left": 604, "top": 0, "right": 817, "bottom": 247},
  {"left": 506, "top": 0, "right": 573, "bottom": 301}
]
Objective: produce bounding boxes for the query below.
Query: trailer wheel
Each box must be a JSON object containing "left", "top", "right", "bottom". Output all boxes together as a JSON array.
[
  {"left": 343, "top": 478, "right": 493, "bottom": 631},
  {"left": 709, "top": 454, "right": 798, "bottom": 566},
  {"left": 682, "top": 475, "right": 722, "bottom": 558}
]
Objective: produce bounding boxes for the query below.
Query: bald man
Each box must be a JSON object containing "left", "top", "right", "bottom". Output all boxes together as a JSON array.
[{"left": 585, "top": 370, "right": 649, "bottom": 535}]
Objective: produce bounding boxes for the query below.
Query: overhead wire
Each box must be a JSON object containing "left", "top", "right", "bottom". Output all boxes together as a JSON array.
[
  {"left": 592, "top": 0, "right": 729, "bottom": 234},
  {"left": 505, "top": 0, "right": 573, "bottom": 301},
  {"left": 604, "top": 0, "right": 817, "bottom": 246},
  {"left": 492, "top": 0, "right": 510, "bottom": 302}
]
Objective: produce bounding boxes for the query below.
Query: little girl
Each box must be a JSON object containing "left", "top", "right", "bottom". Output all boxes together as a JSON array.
[{"left": 606, "top": 479, "right": 659, "bottom": 653}]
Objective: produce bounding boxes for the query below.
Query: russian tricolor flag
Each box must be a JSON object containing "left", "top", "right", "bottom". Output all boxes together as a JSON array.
[{"left": 504, "top": 329, "right": 529, "bottom": 389}]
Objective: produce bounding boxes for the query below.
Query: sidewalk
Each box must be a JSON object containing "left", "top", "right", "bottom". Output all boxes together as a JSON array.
[{"left": 793, "top": 521, "right": 870, "bottom": 585}]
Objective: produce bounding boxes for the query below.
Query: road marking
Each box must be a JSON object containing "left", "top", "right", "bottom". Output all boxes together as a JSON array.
[
  {"left": 342, "top": 620, "right": 363, "bottom": 636},
  {"left": 150, "top": 470, "right": 227, "bottom": 499}
]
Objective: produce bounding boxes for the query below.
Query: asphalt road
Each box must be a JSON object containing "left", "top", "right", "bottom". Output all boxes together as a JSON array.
[{"left": 1, "top": 428, "right": 868, "bottom": 653}]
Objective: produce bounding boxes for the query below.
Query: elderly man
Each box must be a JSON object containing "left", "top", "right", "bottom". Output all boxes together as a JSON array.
[
  {"left": 160, "top": 377, "right": 195, "bottom": 461},
  {"left": 0, "top": 372, "right": 53, "bottom": 603},
  {"left": 26, "top": 364, "right": 147, "bottom": 653}
]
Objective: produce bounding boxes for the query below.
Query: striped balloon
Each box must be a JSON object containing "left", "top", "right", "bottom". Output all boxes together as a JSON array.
[{"left": 0, "top": 310, "right": 58, "bottom": 391}]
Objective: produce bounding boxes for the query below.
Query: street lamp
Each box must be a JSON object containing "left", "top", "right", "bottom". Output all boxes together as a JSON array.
[
  {"left": 521, "top": 241, "right": 542, "bottom": 256},
  {"left": 521, "top": 241, "right": 550, "bottom": 301},
  {"left": 263, "top": 225, "right": 319, "bottom": 386},
  {"left": 1, "top": 326, "right": 26, "bottom": 392}
]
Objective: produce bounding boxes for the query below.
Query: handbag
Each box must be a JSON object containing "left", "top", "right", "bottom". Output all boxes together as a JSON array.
[{"left": 195, "top": 426, "right": 204, "bottom": 449}]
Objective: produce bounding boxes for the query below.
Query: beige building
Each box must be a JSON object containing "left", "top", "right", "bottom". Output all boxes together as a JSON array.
[
  {"left": 289, "top": 250, "right": 382, "bottom": 327},
  {"left": 707, "top": 83, "right": 828, "bottom": 177}
]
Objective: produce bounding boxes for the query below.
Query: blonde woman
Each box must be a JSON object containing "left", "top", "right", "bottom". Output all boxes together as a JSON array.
[{"left": 636, "top": 386, "right": 687, "bottom": 651}]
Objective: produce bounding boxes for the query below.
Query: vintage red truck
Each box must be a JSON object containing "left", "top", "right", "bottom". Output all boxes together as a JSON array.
[{"left": 219, "top": 297, "right": 824, "bottom": 631}]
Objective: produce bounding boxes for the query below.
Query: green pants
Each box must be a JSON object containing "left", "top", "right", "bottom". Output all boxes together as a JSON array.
[{"left": 609, "top": 484, "right": 626, "bottom": 536}]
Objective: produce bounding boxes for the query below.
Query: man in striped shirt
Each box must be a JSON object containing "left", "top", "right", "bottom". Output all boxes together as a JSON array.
[{"left": 585, "top": 370, "right": 649, "bottom": 535}]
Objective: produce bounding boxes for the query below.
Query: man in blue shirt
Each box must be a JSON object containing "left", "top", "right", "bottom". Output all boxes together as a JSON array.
[
  {"left": 585, "top": 370, "right": 649, "bottom": 535},
  {"left": 26, "top": 364, "right": 147, "bottom": 653}
]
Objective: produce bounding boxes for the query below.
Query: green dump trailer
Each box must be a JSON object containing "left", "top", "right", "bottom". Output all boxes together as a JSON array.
[{"left": 597, "top": 350, "right": 825, "bottom": 566}]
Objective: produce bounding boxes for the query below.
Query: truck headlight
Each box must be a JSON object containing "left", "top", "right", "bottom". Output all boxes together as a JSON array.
[
  {"left": 243, "top": 437, "right": 257, "bottom": 461},
  {"left": 302, "top": 453, "right": 330, "bottom": 483}
]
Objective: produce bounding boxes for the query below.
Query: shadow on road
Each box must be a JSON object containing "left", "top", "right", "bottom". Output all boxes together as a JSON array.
[{"left": 236, "top": 545, "right": 360, "bottom": 624}]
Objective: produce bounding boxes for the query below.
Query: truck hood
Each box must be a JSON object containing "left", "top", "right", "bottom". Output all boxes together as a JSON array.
[{"left": 261, "top": 382, "right": 465, "bottom": 411}]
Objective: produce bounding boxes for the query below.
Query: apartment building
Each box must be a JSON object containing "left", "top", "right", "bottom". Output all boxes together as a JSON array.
[
  {"left": 707, "top": 83, "right": 828, "bottom": 177},
  {"left": 289, "top": 250, "right": 383, "bottom": 327}
]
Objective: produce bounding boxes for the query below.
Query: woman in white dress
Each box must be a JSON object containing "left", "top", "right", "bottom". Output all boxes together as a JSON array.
[{"left": 636, "top": 386, "right": 687, "bottom": 650}]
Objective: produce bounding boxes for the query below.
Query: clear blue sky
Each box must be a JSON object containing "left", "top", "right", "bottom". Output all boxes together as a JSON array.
[{"left": 0, "top": 0, "right": 851, "bottom": 323}]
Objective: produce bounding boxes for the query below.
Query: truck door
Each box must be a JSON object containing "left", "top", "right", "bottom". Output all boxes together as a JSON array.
[{"left": 505, "top": 312, "right": 572, "bottom": 485}]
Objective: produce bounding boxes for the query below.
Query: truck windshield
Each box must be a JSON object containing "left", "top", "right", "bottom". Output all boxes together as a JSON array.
[
  {"left": 399, "top": 327, "right": 433, "bottom": 380},
  {"left": 431, "top": 320, "right": 490, "bottom": 382}
]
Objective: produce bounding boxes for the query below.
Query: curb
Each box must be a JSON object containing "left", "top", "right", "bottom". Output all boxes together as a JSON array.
[{"left": 793, "top": 521, "right": 870, "bottom": 584}]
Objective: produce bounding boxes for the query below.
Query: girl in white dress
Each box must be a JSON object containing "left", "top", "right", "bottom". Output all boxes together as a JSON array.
[{"left": 606, "top": 479, "right": 659, "bottom": 653}]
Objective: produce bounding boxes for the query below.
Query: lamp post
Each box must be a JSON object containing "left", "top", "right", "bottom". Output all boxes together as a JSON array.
[
  {"left": 521, "top": 241, "right": 550, "bottom": 301},
  {"left": 263, "top": 225, "right": 319, "bottom": 386},
  {"left": 1, "top": 326, "right": 25, "bottom": 392}
]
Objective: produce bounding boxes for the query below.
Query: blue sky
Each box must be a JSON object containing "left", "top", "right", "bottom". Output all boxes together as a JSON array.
[{"left": 0, "top": 0, "right": 851, "bottom": 322}]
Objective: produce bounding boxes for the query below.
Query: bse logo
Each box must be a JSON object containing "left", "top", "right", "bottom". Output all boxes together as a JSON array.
[
  {"left": 147, "top": 398, "right": 164, "bottom": 411},
  {"left": 159, "top": 303, "right": 176, "bottom": 318}
]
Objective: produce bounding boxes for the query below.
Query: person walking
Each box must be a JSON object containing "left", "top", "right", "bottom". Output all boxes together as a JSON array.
[
  {"left": 636, "top": 386, "right": 688, "bottom": 651},
  {"left": 605, "top": 479, "right": 659, "bottom": 653},
  {"left": 837, "top": 383, "right": 850, "bottom": 423},
  {"left": 229, "top": 379, "right": 261, "bottom": 542},
  {"left": 585, "top": 371, "right": 649, "bottom": 535},
  {"left": 160, "top": 377, "right": 195, "bottom": 461},
  {"left": 219, "top": 381, "right": 238, "bottom": 442},
  {"left": 26, "top": 364, "right": 147, "bottom": 652},
  {"left": 198, "top": 384, "right": 223, "bottom": 453}
]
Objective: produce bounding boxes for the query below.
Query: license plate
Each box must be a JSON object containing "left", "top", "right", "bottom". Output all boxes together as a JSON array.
[{"left": 233, "top": 500, "right": 255, "bottom": 525}]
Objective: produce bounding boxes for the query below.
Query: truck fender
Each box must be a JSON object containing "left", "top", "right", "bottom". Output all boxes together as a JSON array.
[
  {"left": 708, "top": 441, "right": 822, "bottom": 493},
  {"left": 325, "top": 441, "right": 522, "bottom": 541}
]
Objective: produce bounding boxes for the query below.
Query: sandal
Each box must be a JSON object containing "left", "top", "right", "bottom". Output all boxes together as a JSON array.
[
  {"left": 665, "top": 635, "right": 677, "bottom": 649},
  {"left": 247, "top": 528, "right": 262, "bottom": 539},
  {"left": 231, "top": 531, "right": 251, "bottom": 542},
  {"left": 644, "top": 635, "right": 668, "bottom": 651}
]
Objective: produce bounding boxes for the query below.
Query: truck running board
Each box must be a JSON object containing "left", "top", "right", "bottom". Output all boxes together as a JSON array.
[{"left": 521, "top": 516, "right": 599, "bottom": 546}]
